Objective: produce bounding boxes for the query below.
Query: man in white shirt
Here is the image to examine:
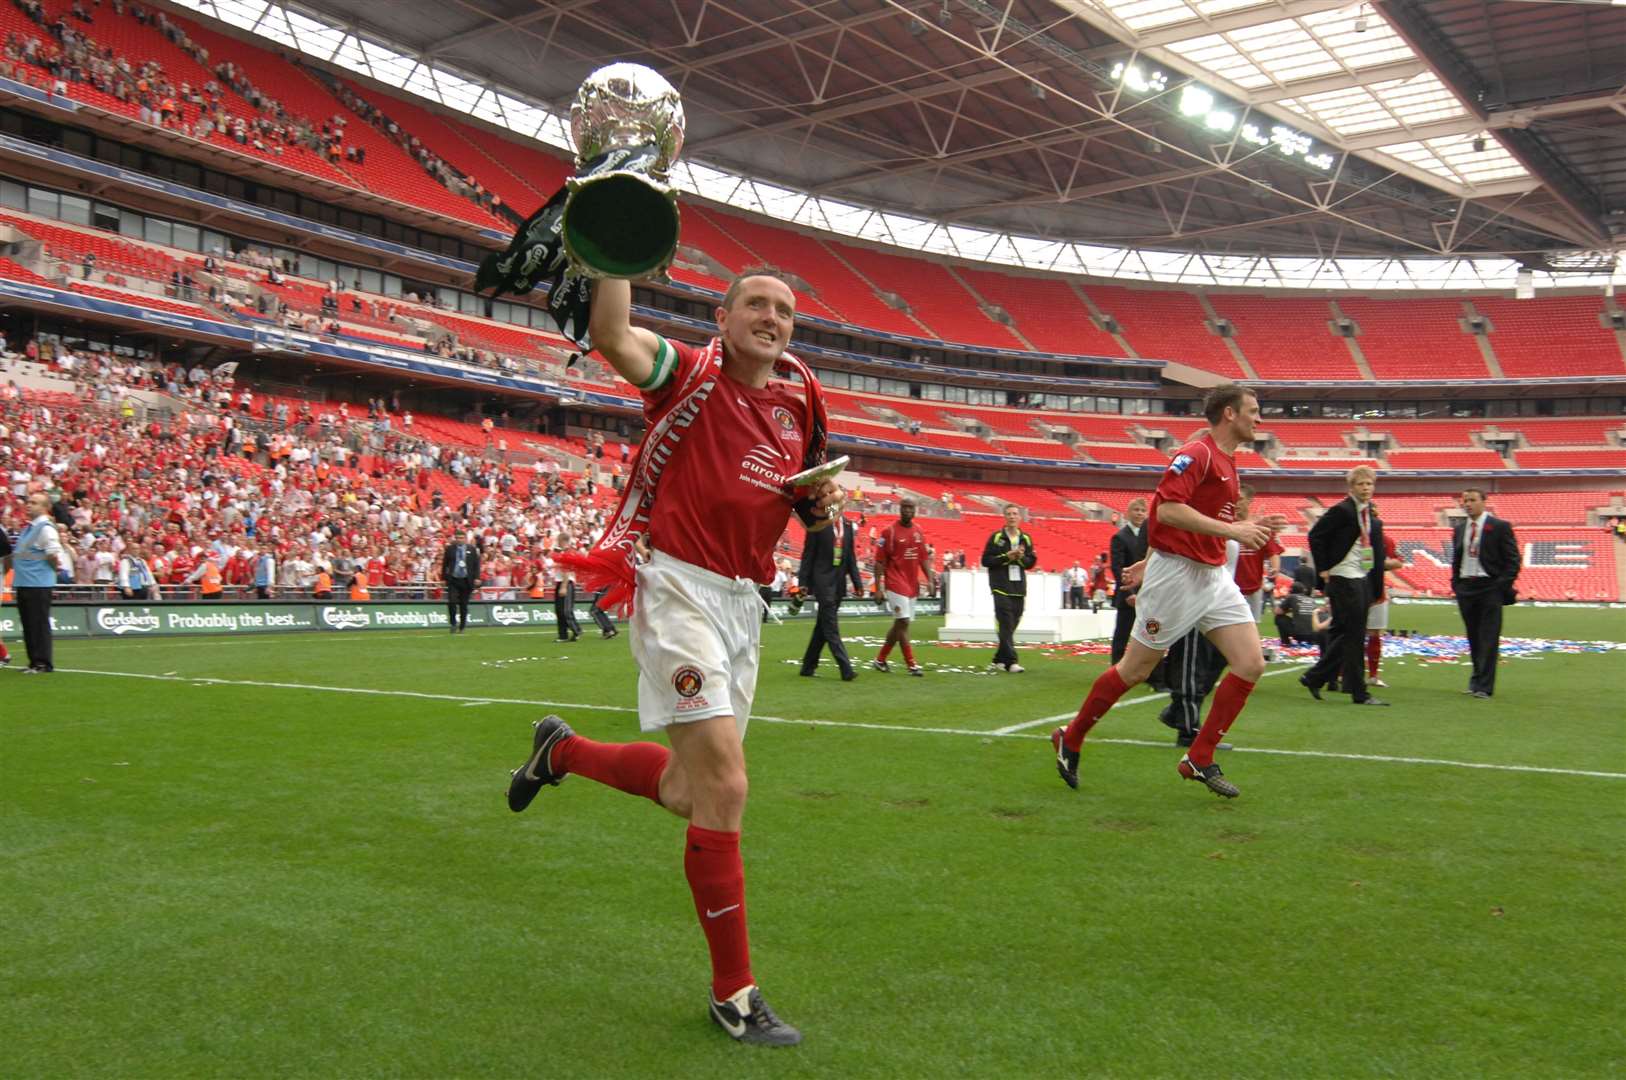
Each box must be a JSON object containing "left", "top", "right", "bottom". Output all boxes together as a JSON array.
[{"left": 8, "top": 492, "right": 69, "bottom": 672}]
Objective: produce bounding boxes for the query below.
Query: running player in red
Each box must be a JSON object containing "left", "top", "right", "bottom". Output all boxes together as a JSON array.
[
  {"left": 870, "top": 497, "right": 927, "bottom": 676},
  {"left": 505, "top": 270, "right": 841, "bottom": 1047},
  {"left": 1050, "top": 384, "right": 1287, "bottom": 798}
]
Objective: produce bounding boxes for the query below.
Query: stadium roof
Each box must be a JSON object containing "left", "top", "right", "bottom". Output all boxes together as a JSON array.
[{"left": 166, "top": 0, "right": 1625, "bottom": 289}]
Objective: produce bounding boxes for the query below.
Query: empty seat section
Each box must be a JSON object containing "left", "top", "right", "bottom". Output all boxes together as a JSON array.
[
  {"left": 696, "top": 211, "right": 917, "bottom": 333},
  {"left": 1338, "top": 297, "right": 1488, "bottom": 380},
  {"left": 990, "top": 439, "right": 1079, "bottom": 462},
  {"left": 1386, "top": 449, "right": 1505, "bottom": 470},
  {"left": 955, "top": 268, "right": 1125, "bottom": 356},
  {"left": 1367, "top": 420, "right": 1488, "bottom": 447},
  {"left": 824, "top": 242, "right": 1021, "bottom": 349},
  {"left": 1516, "top": 449, "right": 1626, "bottom": 470},
  {"left": 1474, "top": 297, "right": 1625, "bottom": 378},
  {"left": 0, "top": 257, "right": 52, "bottom": 285},
  {"left": 1085, "top": 285, "right": 1243, "bottom": 378},
  {"left": 1208, "top": 295, "right": 1358, "bottom": 380},
  {"left": 1083, "top": 444, "right": 1170, "bottom": 466},
  {"left": 687, "top": 207, "right": 842, "bottom": 322},
  {"left": 1504, "top": 418, "right": 1626, "bottom": 445}
]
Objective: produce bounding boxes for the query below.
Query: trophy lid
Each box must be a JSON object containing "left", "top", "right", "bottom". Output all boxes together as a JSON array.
[{"left": 569, "top": 63, "right": 686, "bottom": 177}]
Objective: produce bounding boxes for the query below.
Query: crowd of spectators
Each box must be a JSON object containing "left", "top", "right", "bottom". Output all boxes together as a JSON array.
[{"left": 1, "top": 338, "right": 630, "bottom": 603}]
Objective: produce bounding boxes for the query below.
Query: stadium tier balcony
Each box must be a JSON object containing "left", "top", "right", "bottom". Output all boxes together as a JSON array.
[
  {"left": 0, "top": 256, "right": 51, "bottom": 285},
  {"left": 823, "top": 241, "right": 1024, "bottom": 349},
  {"left": 1082, "top": 285, "right": 1245, "bottom": 378},
  {"left": 1336, "top": 297, "right": 1490, "bottom": 381},
  {"left": 1473, "top": 297, "right": 1626, "bottom": 378},
  {"left": 1276, "top": 456, "right": 1380, "bottom": 471},
  {"left": 989, "top": 438, "right": 1079, "bottom": 462},
  {"left": 953, "top": 267, "right": 1126, "bottom": 357},
  {"left": 1207, "top": 295, "right": 1361, "bottom": 381},
  {"left": 1081, "top": 443, "right": 1173, "bottom": 466},
  {"left": 1366, "top": 419, "right": 1491, "bottom": 447},
  {"left": 943, "top": 403, "right": 1051, "bottom": 438}
]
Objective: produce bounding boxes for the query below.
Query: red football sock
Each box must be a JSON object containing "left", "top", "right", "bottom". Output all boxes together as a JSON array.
[
  {"left": 686, "top": 825, "right": 753, "bottom": 1002},
  {"left": 1189, "top": 673, "right": 1255, "bottom": 767},
  {"left": 1063, "top": 666, "right": 1129, "bottom": 752},
  {"left": 1366, "top": 632, "right": 1382, "bottom": 679},
  {"left": 553, "top": 736, "right": 669, "bottom": 804},
  {"left": 876, "top": 640, "right": 894, "bottom": 663},
  {"left": 900, "top": 638, "right": 916, "bottom": 667},
  {"left": 0, "top": 640, "right": 8, "bottom": 662}
]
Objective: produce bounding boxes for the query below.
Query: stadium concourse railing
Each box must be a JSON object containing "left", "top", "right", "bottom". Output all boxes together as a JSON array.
[{"left": 6, "top": 594, "right": 944, "bottom": 639}]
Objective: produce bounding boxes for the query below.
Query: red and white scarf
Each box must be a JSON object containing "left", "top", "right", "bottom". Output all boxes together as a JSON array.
[{"left": 561, "top": 337, "right": 829, "bottom": 614}]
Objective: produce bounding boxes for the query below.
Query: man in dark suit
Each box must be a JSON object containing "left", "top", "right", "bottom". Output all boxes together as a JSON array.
[
  {"left": 1302, "top": 466, "right": 1389, "bottom": 706},
  {"left": 1452, "top": 488, "right": 1521, "bottom": 698},
  {"left": 1108, "top": 497, "right": 1150, "bottom": 664},
  {"left": 441, "top": 532, "right": 480, "bottom": 633},
  {"left": 798, "top": 512, "right": 863, "bottom": 680}
]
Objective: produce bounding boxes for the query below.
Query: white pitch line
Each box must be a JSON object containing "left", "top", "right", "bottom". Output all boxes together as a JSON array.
[
  {"left": 20, "top": 666, "right": 1624, "bottom": 782},
  {"left": 989, "top": 663, "right": 1309, "bottom": 735}
]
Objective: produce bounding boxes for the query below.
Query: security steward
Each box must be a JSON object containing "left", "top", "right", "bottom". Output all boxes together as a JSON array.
[{"left": 980, "top": 504, "right": 1037, "bottom": 673}]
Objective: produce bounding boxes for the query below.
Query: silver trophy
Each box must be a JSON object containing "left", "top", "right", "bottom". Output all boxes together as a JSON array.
[{"left": 562, "top": 63, "right": 686, "bottom": 280}]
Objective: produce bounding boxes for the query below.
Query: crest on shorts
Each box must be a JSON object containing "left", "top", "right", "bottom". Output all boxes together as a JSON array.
[
  {"left": 772, "top": 406, "right": 800, "bottom": 440},
  {"left": 672, "top": 666, "right": 704, "bottom": 699},
  {"left": 1145, "top": 619, "right": 1161, "bottom": 636}
]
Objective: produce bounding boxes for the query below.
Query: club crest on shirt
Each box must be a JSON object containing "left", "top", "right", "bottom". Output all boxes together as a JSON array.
[
  {"left": 772, "top": 406, "right": 801, "bottom": 441},
  {"left": 1144, "top": 619, "right": 1161, "bottom": 637},
  {"left": 672, "top": 665, "right": 704, "bottom": 699},
  {"left": 1168, "top": 454, "right": 1194, "bottom": 475}
]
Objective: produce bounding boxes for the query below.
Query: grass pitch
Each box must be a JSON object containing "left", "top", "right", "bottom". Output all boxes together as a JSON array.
[{"left": 4, "top": 603, "right": 1624, "bottom": 1078}]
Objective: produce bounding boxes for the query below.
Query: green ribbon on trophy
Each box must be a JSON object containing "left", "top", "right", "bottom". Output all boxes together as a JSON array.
[{"left": 475, "top": 63, "right": 686, "bottom": 350}]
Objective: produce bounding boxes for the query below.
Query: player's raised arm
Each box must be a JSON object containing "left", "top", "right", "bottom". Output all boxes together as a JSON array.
[{"left": 588, "top": 279, "right": 664, "bottom": 389}]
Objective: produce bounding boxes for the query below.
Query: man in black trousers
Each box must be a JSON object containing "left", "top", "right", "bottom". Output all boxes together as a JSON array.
[
  {"left": 799, "top": 511, "right": 863, "bottom": 680},
  {"left": 1302, "top": 466, "right": 1388, "bottom": 706},
  {"left": 441, "top": 532, "right": 480, "bottom": 633},
  {"left": 1109, "top": 497, "right": 1149, "bottom": 664},
  {"left": 981, "top": 504, "right": 1038, "bottom": 673},
  {"left": 1452, "top": 488, "right": 1521, "bottom": 699}
]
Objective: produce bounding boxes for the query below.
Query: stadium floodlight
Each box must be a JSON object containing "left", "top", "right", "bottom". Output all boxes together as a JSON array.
[
  {"left": 1240, "top": 122, "right": 1269, "bottom": 147},
  {"left": 1111, "top": 61, "right": 1167, "bottom": 94},
  {"left": 1204, "top": 110, "right": 1236, "bottom": 133},
  {"left": 1178, "top": 85, "right": 1213, "bottom": 118},
  {"left": 1305, "top": 152, "right": 1335, "bottom": 170},
  {"left": 1271, "top": 126, "right": 1312, "bottom": 157}
]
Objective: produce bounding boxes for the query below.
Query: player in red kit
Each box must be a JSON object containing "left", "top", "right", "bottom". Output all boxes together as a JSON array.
[
  {"left": 871, "top": 497, "right": 927, "bottom": 676},
  {"left": 1050, "top": 385, "right": 1287, "bottom": 798},
  {"left": 504, "top": 269, "right": 840, "bottom": 1047}
]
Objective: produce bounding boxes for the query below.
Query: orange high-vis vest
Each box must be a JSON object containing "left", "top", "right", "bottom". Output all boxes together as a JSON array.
[
  {"left": 315, "top": 571, "right": 332, "bottom": 595},
  {"left": 527, "top": 574, "right": 545, "bottom": 599},
  {"left": 348, "top": 571, "right": 370, "bottom": 601},
  {"left": 2, "top": 568, "right": 12, "bottom": 602},
  {"left": 200, "top": 560, "right": 223, "bottom": 596}
]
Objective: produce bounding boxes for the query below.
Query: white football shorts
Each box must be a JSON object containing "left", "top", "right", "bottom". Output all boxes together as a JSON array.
[
  {"left": 1366, "top": 598, "right": 1389, "bottom": 630},
  {"left": 884, "top": 590, "right": 916, "bottom": 620},
  {"left": 630, "top": 550, "right": 762, "bottom": 736},
  {"left": 1131, "top": 550, "right": 1256, "bottom": 651}
]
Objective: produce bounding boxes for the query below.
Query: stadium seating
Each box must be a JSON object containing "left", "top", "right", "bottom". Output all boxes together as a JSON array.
[
  {"left": 953, "top": 267, "right": 1126, "bottom": 357},
  {"left": 1207, "top": 295, "right": 1360, "bottom": 380},
  {"left": 1083, "top": 285, "right": 1245, "bottom": 377},
  {"left": 1386, "top": 449, "right": 1506, "bottom": 471},
  {"left": 1474, "top": 297, "right": 1625, "bottom": 378},
  {"left": 823, "top": 242, "right": 1024, "bottom": 349},
  {"left": 1516, "top": 448, "right": 1626, "bottom": 470},
  {"left": 1336, "top": 297, "right": 1490, "bottom": 380}
]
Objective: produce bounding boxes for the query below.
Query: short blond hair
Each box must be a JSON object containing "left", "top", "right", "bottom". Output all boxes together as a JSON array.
[
  {"left": 1127, "top": 497, "right": 1148, "bottom": 512},
  {"left": 1347, "top": 465, "right": 1376, "bottom": 487}
]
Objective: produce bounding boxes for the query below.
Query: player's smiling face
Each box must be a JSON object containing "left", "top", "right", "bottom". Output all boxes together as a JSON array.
[{"left": 718, "top": 276, "right": 795, "bottom": 367}]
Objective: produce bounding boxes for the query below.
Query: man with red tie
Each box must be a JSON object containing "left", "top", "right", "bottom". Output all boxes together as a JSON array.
[
  {"left": 1451, "top": 488, "right": 1521, "bottom": 698},
  {"left": 1301, "top": 466, "right": 1389, "bottom": 707}
]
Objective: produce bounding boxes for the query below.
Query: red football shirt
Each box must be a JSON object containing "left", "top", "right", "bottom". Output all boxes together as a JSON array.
[
  {"left": 1233, "top": 534, "right": 1284, "bottom": 594},
  {"left": 1148, "top": 432, "right": 1240, "bottom": 567},
  {"left": 876, "top": 521, "right": 927, "bottom": 597},
  {"left": 644, "top": 339, "right": 812, "bottom": 584}
]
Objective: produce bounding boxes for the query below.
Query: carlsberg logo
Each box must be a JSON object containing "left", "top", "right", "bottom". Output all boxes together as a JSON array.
[
  {"left": 491, "top": 606, "right": 532, "bottom": 626},
  {"left": 98, "top": 608, "right": 160, "bottom": 635},
  {"left": 320, "top": 607, "right": 372, "bottom": 630}
]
